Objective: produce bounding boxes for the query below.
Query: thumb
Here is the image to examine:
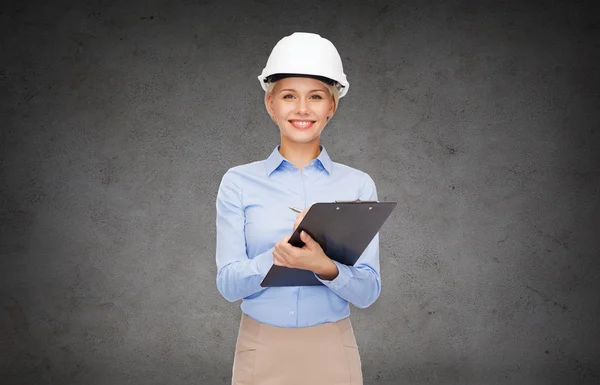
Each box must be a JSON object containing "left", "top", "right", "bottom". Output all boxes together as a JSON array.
[{"left": 300, "top": 231, "right": 314, "bottom": 246}]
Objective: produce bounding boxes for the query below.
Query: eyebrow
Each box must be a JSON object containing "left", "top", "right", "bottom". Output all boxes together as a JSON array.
[{"left": 279, "top": 89, "right": 327, "bottom": 93}]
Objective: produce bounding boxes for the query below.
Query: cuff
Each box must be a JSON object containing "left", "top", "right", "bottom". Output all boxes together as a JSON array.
[
  {"left": 315, "top": 260, "right": 352, "bottom": 290},
  {"left": 253, "top": 247, "right": 275, "bottom": 277}
]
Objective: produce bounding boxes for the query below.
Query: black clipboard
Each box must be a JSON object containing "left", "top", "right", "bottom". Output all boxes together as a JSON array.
[{"left": 260, "top": 200, "right": 397, "bottom": 287}]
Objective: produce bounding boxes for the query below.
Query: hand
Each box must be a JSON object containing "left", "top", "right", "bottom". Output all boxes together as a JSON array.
[
  {"left": 273, "top": 230, "right": 338, "bottom": 280},
  {"left": 293, "top": 205, "right": 312, "bottom": 232}
]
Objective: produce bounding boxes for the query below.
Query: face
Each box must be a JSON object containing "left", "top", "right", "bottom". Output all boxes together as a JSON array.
[{"left": 266, "top": 77, "right": 335, "bottom": 145}]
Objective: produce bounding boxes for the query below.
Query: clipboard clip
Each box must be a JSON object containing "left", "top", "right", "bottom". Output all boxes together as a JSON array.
[{"left": 334, "top": 199, "right": 379, "bottom": 203}]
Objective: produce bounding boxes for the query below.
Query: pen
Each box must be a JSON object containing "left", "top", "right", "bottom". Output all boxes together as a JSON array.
[{"left": 289, "top": 206, "right": 302, "bottom": 213}]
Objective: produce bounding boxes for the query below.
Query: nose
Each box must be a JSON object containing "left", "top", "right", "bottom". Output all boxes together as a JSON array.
[{"left": 296, "top": 98, "right": 309, "bottom": 115}]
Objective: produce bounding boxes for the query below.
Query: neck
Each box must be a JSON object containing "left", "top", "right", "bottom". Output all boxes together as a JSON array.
[{"left": 279, "top": 138, "right": 321, "bottom": 170}]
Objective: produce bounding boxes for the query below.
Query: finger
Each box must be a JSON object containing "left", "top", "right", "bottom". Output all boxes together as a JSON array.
[
  {"left": 275, "top": 235, "right": 291, "bottom": 248},
  {"left": 295, "top": 205, "right": 312, "bottom": 224},
  {"left": 300, "top": 230, "right": 309, "bottom": 241},
  {"left": 294, "top": 214, "right": 303, "bottom": 228},
  {"left": 276, "top": 248, "right": 299, "bottom": 268},
  {"left": 301, "top": 231, "right": 322, "bottom": 252},
  {"left": 273, "top": 250, "right": 286, "bottom": 266},
  {"left": 279, "top": 239, "right": 298, "bottom": 255},
  {"left": 300, "top": 230, "right": 314, "bottom": 246},
  {"left": 295, "top": 207, "right": 309, "bottom": 221},
  {"left": 275, "top": 242, "right": 288, "bottom": 256},
  {"left": 278, "top": 242, "right": 297, "bottom": 257}
]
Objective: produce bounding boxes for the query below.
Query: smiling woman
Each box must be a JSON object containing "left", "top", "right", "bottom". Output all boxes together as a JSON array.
[
  {"left": 264, "top": 76, "right": 340, "bottom": 122},
  {"left": 215, "top": 32, "right": 380, "bottom": 385},
  {"left": 266, "top": 77, "right": 336, "bottom": 146}
]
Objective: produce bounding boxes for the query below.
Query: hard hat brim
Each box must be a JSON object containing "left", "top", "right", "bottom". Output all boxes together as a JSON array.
[{"left": 258, "top": 73, "right": 348, "bottom": 97}]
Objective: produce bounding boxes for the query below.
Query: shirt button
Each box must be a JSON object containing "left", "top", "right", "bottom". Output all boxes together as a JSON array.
[
  {"left": 289, "top": 311, "right": 294, "bottom": 315},
  {"left": 304, "top": 172, "right": 308, "bottom": 176}
]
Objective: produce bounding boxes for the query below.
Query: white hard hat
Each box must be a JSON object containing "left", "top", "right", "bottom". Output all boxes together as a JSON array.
[{"left": 258, "top": 32, "right": 349, "bottom": 98}]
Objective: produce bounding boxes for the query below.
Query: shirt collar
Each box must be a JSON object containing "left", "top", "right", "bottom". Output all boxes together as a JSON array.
[
  {"left": 316, "top": 146, "right": 333, "bottom": 174},
  {"left": 265, "top": 145, "right": 333, "bottom": 176}
]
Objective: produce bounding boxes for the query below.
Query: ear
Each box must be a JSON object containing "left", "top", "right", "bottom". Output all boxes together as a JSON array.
[
  {"left": 266, "top": 92, "right": 276, "bottom": 118},
  {"left": 328, "top": 95, "right": 336, "bottom": 119}
]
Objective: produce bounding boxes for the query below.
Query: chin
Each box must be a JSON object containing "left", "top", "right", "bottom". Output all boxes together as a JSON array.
[
  {"left": 285, "top": 135, "right": 317, "bottom": 144},
  {"left": 288, "top": 129, "right": 323, "bottom": 141}
]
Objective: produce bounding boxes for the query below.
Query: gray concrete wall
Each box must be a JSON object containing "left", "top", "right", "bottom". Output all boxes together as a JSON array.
[{"left": 1, "top": 0, "right": 599, "bottom": 384}]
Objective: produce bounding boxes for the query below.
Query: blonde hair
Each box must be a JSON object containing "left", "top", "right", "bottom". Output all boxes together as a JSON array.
[{"left": 264, "top": 80, "right": 340, "bottom": 122}]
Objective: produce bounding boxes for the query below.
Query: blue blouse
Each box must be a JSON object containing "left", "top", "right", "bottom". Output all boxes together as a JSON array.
[{"left": 215, "top": 145, "right": 381, "bottom": 327}]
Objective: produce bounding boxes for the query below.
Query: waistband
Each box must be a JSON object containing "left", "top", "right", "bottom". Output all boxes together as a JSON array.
[{"left": 240, "top": 312, "right": 353, "bottom": 344}]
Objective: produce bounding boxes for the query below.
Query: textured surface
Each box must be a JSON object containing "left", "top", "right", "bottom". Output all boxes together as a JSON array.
[{"left": 1, "top": 0, "right": 599, "bottom": 384}]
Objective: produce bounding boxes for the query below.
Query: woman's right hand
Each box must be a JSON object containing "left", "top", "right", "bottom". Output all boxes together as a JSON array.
[{"left": 293, "top": 205, "right": 312, "bottom": 232}]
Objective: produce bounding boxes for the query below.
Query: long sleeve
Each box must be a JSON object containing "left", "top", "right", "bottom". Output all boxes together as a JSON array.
[
  {"left": 215, "top": 170, "right": 274, "bottom": 302},
  {"left": 315, "top": 173, "right": 382, "bottom": 308}
]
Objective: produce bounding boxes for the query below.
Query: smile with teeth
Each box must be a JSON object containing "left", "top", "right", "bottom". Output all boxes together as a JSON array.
[{"left": 289, "top": 120, "right": 316, "bottom": 129}]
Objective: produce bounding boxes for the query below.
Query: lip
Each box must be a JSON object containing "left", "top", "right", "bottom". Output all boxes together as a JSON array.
[{"left": 289, "top": 120, "right": 316, "bottom": 130}]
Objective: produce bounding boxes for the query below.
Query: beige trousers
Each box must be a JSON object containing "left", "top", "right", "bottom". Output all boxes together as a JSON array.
[{"left": 232, "top": 313, "right": 363, "bottom": 385}]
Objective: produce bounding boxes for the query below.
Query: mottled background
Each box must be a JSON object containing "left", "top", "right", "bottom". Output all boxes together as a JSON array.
[{"left": 1, "top": 0, "right": 599, "bottom": 384}]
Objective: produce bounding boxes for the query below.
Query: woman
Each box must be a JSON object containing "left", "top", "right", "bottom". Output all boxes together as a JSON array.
[{"left": 215, "top": 32, "right": 381, "bottom": 385}]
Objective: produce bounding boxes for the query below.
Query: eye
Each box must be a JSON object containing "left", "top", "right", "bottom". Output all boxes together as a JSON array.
[
  {"left": 310, "top": 94, "right": 323, "bottom": 99},
  {"left": 282, "top": 94, "right": 295, "bottom": 99}
]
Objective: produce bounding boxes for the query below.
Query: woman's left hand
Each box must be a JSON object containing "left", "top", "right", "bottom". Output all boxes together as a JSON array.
[{"left": 273, "top": 231, "right": 332, "bottom": 274}]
